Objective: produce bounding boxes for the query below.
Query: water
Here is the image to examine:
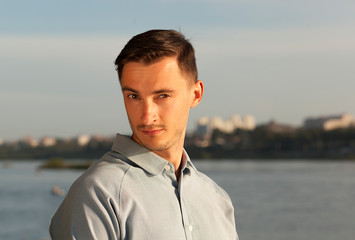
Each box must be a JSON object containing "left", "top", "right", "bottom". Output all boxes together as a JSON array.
[
  {"left": 195, "top": 160, "right": 355, "bottom": 240},
  {"left": 1, "top": 160, "right": 355, "bottom": 240},
  {"left": 0, "top": 161, "right": 81, "bottom": 240}
]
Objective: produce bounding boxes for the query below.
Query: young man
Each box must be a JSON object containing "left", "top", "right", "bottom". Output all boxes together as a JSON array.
[{"left": 50, "top": 29, "right": 239, "bottom": 240}]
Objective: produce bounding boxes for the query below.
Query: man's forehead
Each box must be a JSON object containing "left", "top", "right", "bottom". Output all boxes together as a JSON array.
[
  {"left": 122, "top": 58, "right": 185, "bottom": 79},
  {"left": 122, "top": 57, "right": 179, "bottom": 73}
]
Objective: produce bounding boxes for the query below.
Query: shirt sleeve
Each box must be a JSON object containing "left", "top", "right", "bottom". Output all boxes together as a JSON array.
[{"left": 50, "top": 176, "right": 120, "bottom": 240}]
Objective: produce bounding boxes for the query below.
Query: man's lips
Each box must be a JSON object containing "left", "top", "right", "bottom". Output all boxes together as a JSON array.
[
  {"left": 141, "top": 129, "right": 163, "bottom": 136},
  {"left": 138, "top": 124, "right": 165, "bottom": 136}
]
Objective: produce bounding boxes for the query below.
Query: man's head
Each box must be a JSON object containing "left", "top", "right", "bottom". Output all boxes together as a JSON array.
[
  {"left": 114, "top": 29, "right": 198, "bottom": 85},
  {"left": 115, "top": 30, "right": 203, "bottom": 158}
]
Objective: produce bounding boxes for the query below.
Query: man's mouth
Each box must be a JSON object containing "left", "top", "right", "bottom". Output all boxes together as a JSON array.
[
  {"left": 138, "top": 125, "right": 165, "bottom": 136},
  {"left": 141, "top": 129, "right": 163, "bottom": 136}
]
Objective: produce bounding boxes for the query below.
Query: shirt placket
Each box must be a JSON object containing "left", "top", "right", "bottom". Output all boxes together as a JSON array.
[
  {"left": 163, "top": 163, "right": 194, "bottom": 240},
  {"left": 178, "top": 168, "right": 194, "bottom": 240}
]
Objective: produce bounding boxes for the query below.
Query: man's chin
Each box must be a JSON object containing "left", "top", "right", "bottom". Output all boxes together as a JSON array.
[
  {"left": 141, "top": 141, "right": 168, "bottom": 152},
  {"left": 132, "top": 134, "right": 167, "bottom": 151}
]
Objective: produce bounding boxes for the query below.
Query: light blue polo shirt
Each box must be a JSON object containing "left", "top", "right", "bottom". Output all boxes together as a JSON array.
[{"left": 50, "top": 134, "right": 238, "bottom": 240}]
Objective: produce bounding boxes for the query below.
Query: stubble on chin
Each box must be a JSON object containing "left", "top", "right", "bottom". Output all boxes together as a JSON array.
[{"left": 132, "top": 132, "right": 169, "bottom": 152}]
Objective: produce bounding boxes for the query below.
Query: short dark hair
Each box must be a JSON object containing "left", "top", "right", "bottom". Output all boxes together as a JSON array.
[{"left": 114, "top": 29, "right": 198, "bottom": 83}]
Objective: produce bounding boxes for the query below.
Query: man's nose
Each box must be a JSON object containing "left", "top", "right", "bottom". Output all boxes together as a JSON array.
[{"left": 141, "top": 100, "right": 157, "bottom": 125}]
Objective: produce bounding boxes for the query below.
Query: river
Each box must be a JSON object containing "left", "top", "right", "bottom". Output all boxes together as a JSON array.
[{"left": 1, "top": 160, "right": 354, "bottom": 240}]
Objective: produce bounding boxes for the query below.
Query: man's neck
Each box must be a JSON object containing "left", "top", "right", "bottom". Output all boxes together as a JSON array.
[
  {"left": 152, "top": 147, "right": 183, "bottom": 177},
  {"left": 131, "top": 133, "right": 186, "bottom": 179}
]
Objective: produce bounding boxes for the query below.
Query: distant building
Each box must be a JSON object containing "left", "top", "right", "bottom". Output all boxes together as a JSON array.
[
  {"left": 196, "top": 117, "right": 210, "bottom": 136},
  {"left": 0, "top": 138, "right": 3, "bottom": 146},
  {"left": 21, "top": 136, "right": 39, "bottom": 147},
  {"left": 40, "top": 136, "right": 57, "bottom": 147},
  {"left": 242, "top": 115, "right": 256, "bottom": 130},
  {"left": 91, "top": 134, "right": 114, "bottom": 143},
  {"left": 210, "top": 116, "right": 226, "bottom": 132},
  {"left": 261, "top": 120, "right": 298, "bottom": 133},
  {"left": 196, "top": 114, "right": 256, "bottom": 136},
  {"left": 304, "top": 113, "right": 355, "bottom": 131},
  {"left": 77, "top": 134, "right": 91, "bottom": 146}
]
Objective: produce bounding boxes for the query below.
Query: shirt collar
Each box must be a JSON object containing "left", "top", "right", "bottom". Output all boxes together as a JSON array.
[
  {"left": 181, "top": 148, "right": 198, "bottom": 173},
  {"left": 112, "top": 133, "right": 193, "bottom": 176},
  {"left": 111, "top": 134, "right": 173, "bottom": 175}
]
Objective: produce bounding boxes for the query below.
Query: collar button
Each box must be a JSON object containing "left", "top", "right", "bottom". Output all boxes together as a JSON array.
[{"left": 164, "top": 164, "right": 171, "bottom": 171}]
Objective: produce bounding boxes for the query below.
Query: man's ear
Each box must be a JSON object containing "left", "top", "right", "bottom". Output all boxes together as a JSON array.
[{"left": 190, "top": 80, "right": 204, "bottom": 108}]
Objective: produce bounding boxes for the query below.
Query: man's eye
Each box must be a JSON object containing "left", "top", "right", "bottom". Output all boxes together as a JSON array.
[
  {"left": 159, "top": 94, "right": 170, "bottom": 99},
  {"left": 128, "top": 94, "right": 139, "bottom": 99}
]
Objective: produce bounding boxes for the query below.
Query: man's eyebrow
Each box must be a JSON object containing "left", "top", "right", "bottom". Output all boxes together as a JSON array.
[
  {"left": 122, "top": 87, "right": 175, "bottom": 94},
  {"left": 121, "top": 87, "right": 138, "bottom": 93},
  {"left": 153, "top": 89, "right": 175, "bottom": 94}
]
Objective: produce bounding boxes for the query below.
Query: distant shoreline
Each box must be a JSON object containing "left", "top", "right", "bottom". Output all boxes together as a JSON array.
[{"left": 1, "top": 127, "right": 355, "bottom": 161}]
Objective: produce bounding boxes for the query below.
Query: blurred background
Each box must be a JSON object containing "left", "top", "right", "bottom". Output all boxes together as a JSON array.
[
  {"left": 1, "top": 0, "right": 355, "bottom": 140},
  {"left": 1, "top": 0, "right": 355, "bottom": 239}
]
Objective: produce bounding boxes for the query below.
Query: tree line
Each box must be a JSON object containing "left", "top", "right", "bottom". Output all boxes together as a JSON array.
[
  {"left": 1, "top": 127, "right": 355, "bottom": 160},
  {"left": 185, "top": 126, "right": 355, "bottom": 160}
]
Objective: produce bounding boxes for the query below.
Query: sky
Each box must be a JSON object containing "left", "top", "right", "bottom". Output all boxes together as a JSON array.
[{"left": 1, "top": 0, "right": 355, "bottom": 140}]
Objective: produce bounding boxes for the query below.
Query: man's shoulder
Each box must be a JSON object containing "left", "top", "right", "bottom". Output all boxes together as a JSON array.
[
  {"left": 69, "top": 151, "right": 132, "bottom": 197},
  {"left": 50, "top": 151, "right": 133, "bottom": 238}
]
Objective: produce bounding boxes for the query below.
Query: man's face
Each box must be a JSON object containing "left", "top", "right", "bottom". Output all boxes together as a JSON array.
[{"left": 121, "top": 57, "right": 203, "bottom": 156}]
